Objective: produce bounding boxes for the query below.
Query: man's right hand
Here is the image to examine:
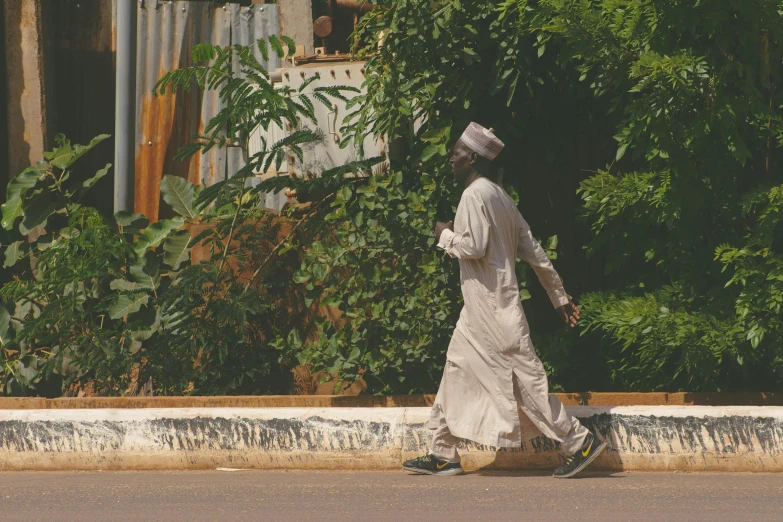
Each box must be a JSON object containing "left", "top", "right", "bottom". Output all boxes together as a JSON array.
[
  {"left": 434, "top": 221, "right": 453, "bottom": 241},
  {"left": 557, "top": 301, "right": 580, "bottom": 328}
]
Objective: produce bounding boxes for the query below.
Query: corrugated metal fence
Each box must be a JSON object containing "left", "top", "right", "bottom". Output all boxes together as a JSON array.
[{"left": 131, "top": 0, "right": 280, "bottom": 221}]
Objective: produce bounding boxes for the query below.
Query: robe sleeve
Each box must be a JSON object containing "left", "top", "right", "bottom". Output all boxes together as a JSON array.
[
  {"left": 517, "top": 212, "right": 570, "bottom": 308},
  {"left": 437, "top": 193, "right": 490, "bottom": 259}
]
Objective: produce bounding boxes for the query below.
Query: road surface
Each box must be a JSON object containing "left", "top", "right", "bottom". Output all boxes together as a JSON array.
[{"left": 1, "top": 470, "right": 781, "bottom": 521}]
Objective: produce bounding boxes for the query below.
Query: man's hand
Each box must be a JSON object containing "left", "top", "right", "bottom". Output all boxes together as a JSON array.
[
  {"left": 557, "top": 301, "right": 580, "bottom": 328},
  {"left": 434, "top": 221, "right": 453, "bottom": 241}
]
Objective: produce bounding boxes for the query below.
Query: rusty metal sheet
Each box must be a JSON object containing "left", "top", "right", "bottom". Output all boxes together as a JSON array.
[
  {"left": 132, "top": 0, "right": 279, "bottom": 221},
  {"left": 228, "top": 3, "right": 281, "bottom": 198}
]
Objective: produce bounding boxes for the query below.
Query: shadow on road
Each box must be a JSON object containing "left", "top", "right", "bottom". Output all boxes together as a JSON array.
[{"left": 471, "top": 469, "right": 625, "bottom": 479}]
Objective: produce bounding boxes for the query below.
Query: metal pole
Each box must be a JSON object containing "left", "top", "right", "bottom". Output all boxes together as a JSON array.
[{"left": 114, "top": 0, "right": 137, "bottom": 213}]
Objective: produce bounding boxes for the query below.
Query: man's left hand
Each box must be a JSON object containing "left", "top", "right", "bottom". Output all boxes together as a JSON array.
[
  {"left": 557, "top": 301, "right": 580, "bottom": 328},
  {"left": 434, "top": 221, "right": 453, "bottom": 240}
]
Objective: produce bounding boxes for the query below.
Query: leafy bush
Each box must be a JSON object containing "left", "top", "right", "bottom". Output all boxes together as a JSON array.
[
  {"left": 5, "top": 3, "right": 782, "bottom": 395},
  {"left": 275, "top": 1, "right": 566, "bottom": 394},
  {"left": 0, "top": 36, "right": 372, "bottom": 397},
  {"left": 274, "top": 171, "right": 461, "bottom": 394},
  {"left": 534, "top": 0, "right": 783, "bottom": 391},
  {"left": 0, "top": 132, "right": 273, "bottom": 396},
  {"left": 284, "top": 0, "right": 783, "bottom": 393}
]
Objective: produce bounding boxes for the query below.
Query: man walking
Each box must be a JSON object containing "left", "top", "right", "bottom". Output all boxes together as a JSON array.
[{"left": 402, "top": 122, "right": 607, "bottom": 478}]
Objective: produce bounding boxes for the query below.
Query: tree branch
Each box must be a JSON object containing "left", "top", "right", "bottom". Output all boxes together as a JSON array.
[{"left": 242, "top": 194, "right": 334, "bottom": 294}]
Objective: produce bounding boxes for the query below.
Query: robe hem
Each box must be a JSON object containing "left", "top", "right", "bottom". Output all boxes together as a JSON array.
[{"left": 425, "top": 417, "right": 540, "bottom": 449}]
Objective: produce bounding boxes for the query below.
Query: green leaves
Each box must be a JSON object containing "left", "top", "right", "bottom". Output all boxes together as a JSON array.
[
  {"left": 418, "top": 120, "right": 451, "bottom": 161},
  {"left": 130, "top": 252, "right": 161, "bottom": 290},
  {"left": 283, "top": 166, "right": 461, "bottom": 394},
  {"left": 160, "top": 175, "right": 200, "bottom": 220},
  {"left": 163, "top": 229, "right": 191, "bottom": 270},
  {"left": 2, "top": 138, "right": 112, "bottom": 237},
  {"left": 258, "top": 129, "right": 321, "bottom": 173},
  {"left": 109, "top": 292, "right": 150, "bottom": 320},
  {"left": 16, "top": 359, "right": 40, "bottom": 386},
  {"left": 43, "top": 134, "right": 110, "bottom": 170},
  {"left": 544, "top": 235, "right": 558, "bottom": 260},
  {"left": 115, "top": 211, "right": 149, "bottom": 231},
  {"left": 110, "top": 279, "right": 142, "bottom": 292},
  {"left": 268, "top": 35, "right": 286, "bottom": 58},
  {"left": 154, "top": 35, "right": 347, "bottom": 178},
  {"left": 0, "top": 307, "right": 12, "bottom": 345},
  {"left": 77, "top": 163, "right": 112, "bottom": 197},
  {"left": 134, "top": 217, "right": 185, "bottom": 256},
  {"left": 421, "top": 144, "right": 447, "bottom": 162},
  {"left": 297, "top": 0, "right": 783, "bottom": 394},
  {"left": 19, "top": 198, "right": 56, "bottom": 235},
  {"left": 4, "top": 241, "right": 25, "bottom": 268},
  {"left": 0, "top": 131, "right": 214, "bottom": 397},
  {"left": 1, "top": 1, "right": 780, "bottom": 398},
  {"left": 1, "top": 164, "right": 46, "bottom": 230}
]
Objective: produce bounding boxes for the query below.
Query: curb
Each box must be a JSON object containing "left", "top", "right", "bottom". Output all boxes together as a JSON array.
[
  {"left": 1, "top": 406, "right": 782, "bottom": 472},
  {"left": 1, "top": 392, "right": 781, "bottom": 409}
]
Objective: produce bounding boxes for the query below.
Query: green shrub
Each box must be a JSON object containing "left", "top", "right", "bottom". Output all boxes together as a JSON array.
[
  {"left": 0, "top": 36, "right": 371, "bottom": 396},
  {"left": 284, "top": 0, "right": 783, "bottom": 393}
]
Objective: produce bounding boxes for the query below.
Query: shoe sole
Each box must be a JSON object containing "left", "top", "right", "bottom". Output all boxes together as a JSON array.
[
  {"left": 553, "top": 440, "right": 609, "bottom": 479},
  {"left": 402, "top": 465, "right": 465, "bottom": 476}
]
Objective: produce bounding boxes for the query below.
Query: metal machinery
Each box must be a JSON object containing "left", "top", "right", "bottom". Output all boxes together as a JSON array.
[
  {"left": 250, "top": 0, "right": 384, "bottom": 210},
  {"left": 311, "top": 0, "right": 375, "bottom": 56}
]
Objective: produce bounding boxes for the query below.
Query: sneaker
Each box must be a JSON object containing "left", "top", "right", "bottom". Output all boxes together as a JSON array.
[
  {"left": 402, "top": 452, "right": 465, "bottom": 476},
  {"left": 553, "top": 432, "right": 608, "bottom": 479}
]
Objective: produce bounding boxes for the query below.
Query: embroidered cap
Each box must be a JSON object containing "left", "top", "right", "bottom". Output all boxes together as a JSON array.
[{"left": 458, "top": 122, "right": 504, "bottom": 161}]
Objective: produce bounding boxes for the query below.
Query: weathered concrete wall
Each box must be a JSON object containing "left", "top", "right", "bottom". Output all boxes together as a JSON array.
[
  {"left": 1, "top": 406, "right": 782, "bottom": 472},
  {"left": 0, "top": 5, "right": 8, "bottom": 185},
  {"left": 1, "top": 0, "right": 116, "bottom": 212},
  {"left": 278, "top": 0, "right": 314, "bottom": 54},
  {"left": 3, "top": 0, "right": 57, "bottom": 181}
]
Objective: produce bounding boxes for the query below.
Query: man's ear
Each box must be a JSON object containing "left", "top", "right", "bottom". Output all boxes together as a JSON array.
[{"left": 470, "top": 152, "right": 477, "bottom": 164}]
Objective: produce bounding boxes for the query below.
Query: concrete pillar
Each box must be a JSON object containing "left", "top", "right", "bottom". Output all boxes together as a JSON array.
[
  {"left": 0, "top": 6, "right": 8, "bottom": 186},
  {"left": 3, "top": 0, "right": 56, "bottom": 180},
  {"left": 277, "top": 0, "right": 314, "bottom": 55}
]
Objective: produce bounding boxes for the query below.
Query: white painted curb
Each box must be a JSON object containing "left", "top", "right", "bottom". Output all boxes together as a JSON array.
[{"left": 1, "top": 406, "right": 781, "bottom": 471}]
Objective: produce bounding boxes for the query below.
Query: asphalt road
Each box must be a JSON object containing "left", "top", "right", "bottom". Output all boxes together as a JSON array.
[{"left": 1, "top": 470, "right": 781, "bottom": 521}]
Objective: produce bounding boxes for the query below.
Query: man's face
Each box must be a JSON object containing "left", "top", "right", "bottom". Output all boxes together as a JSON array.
[{"left": 450, "top": 141, "right": 474, "bottom": 182}]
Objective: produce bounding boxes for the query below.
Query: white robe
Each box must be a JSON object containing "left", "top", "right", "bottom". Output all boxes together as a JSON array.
[{"left": 428, "top": 177, "right": 586, "bottom": 453}]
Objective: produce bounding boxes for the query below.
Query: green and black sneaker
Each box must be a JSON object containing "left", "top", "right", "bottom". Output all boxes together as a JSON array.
[
  {"left": 402, "top": 453, "right": 465, "bottom": 476},
  {"left": 553, "top": 432, "right": 608, "bottom": 479}
]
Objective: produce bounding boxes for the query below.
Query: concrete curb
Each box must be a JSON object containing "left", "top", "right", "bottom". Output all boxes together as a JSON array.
[
  {"left": 1, "top": 406, "right": 782, "bottom": 472},
  {"left": 1, "top": 392, "right": 781, "bottom": 409}
]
